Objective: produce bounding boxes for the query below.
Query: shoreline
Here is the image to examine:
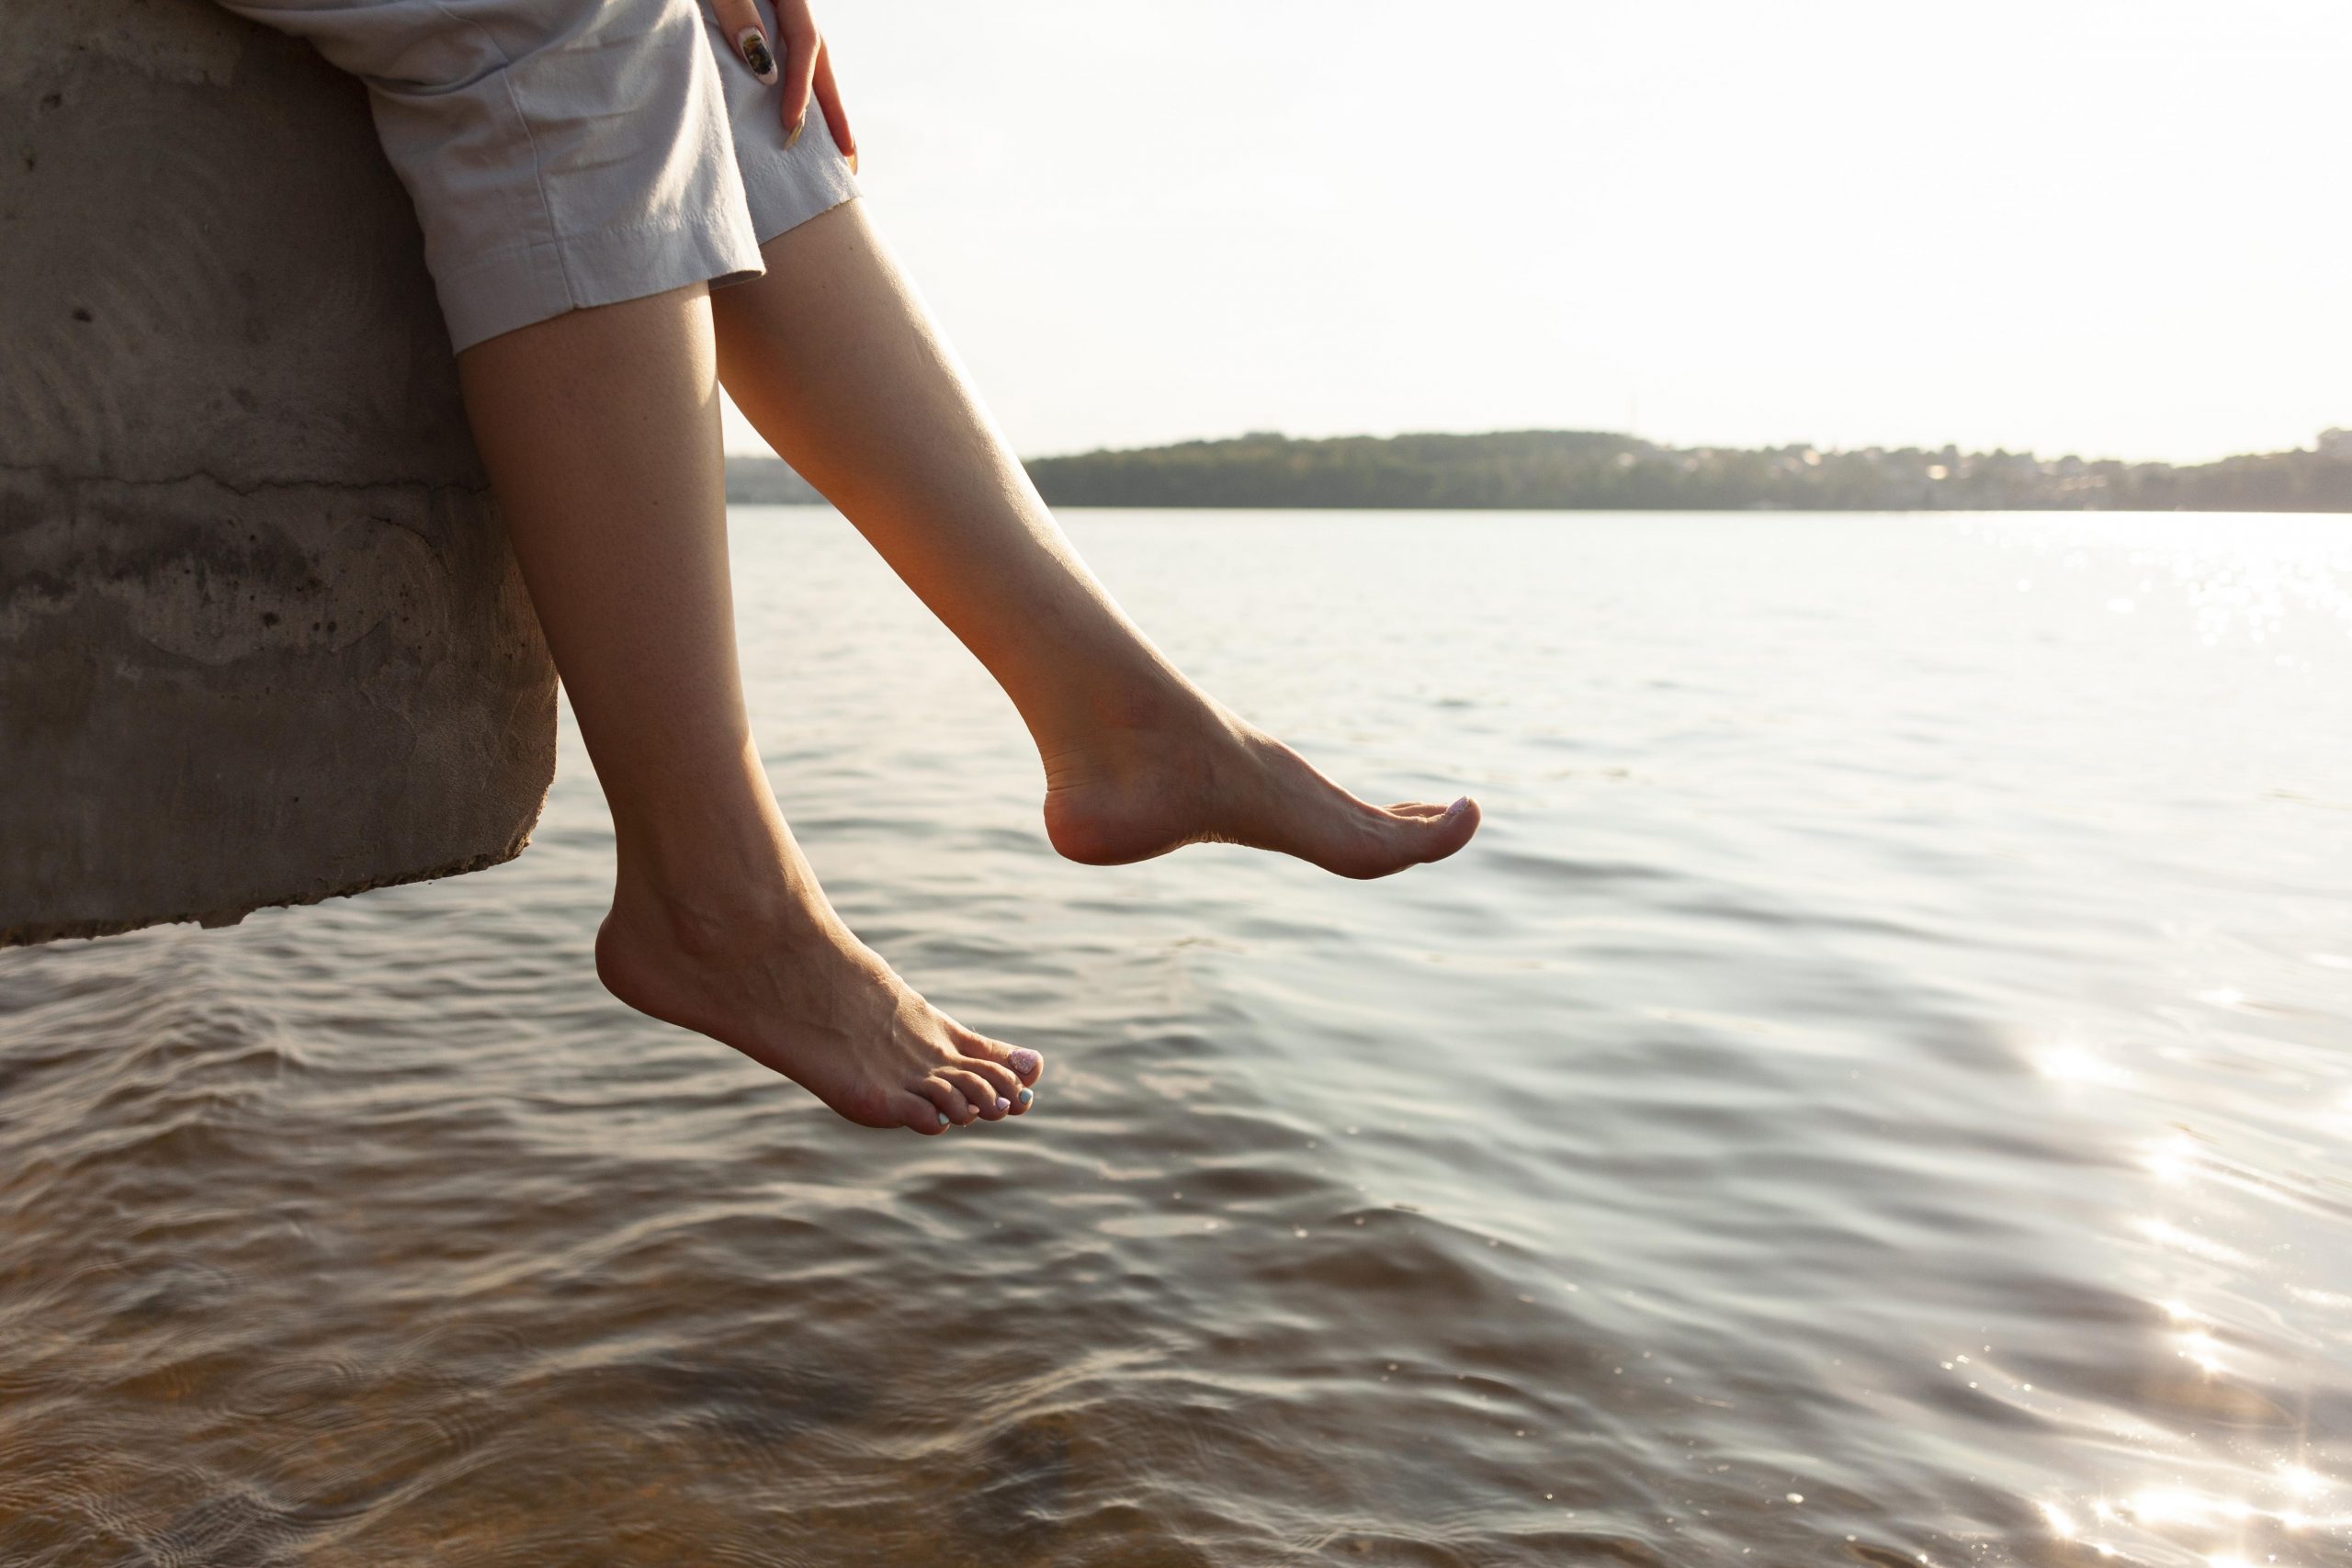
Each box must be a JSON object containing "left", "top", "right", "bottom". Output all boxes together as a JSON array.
[{"left": 729, "top": 429, "right": 2352, "bottom": 514}]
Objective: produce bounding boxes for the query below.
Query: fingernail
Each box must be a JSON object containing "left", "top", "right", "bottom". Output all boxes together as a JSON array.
[
  {"left": 1015, "top": 1088, "right": 1035, "bottom": 1107},
  {"left": 1008, "top": 1048, "right": 1041, "bottom": 1078},
  {"left": 785, "top": 113, "right": 805, "bottom": 149},
  {"left": 936, "top": 1111, "right": 950, "bottom": 1127},
  {"left": 737, "top": 28, "right": 777, "bottom": 85},
  {"left": 994, "top": 1097, "right": 1011, "bottom": 1115}
]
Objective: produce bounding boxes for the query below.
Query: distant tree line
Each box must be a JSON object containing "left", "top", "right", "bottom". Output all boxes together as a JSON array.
[{"left": 727, "top": 430, "right": 2352, "bottom": 513}]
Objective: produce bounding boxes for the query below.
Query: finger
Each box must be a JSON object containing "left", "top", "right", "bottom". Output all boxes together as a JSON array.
[
  {"left": 777, "top": 10, "right": 819, "bottom": 143},
  {"left": 708, "top": 0, "right": 777, "bottom": 85},
  {"left": 812, "top": 40, "right": 856, "bottom": 165}
]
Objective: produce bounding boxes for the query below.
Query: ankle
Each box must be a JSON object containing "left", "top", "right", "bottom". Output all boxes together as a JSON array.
[
  {"left": 609, "top": 857, "right": 844, "bottom": 964},
  {"left": 1032, "top": 669, "right": 1232, "bottom": 774}
]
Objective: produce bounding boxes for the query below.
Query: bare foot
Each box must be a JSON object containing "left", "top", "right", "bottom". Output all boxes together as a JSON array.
[
  {"left": 1040, "top": 699, "right": 1480, "bottom": 879},
  {"left": 594, "top": 887, "right": 1042, "bottom": 1135}
]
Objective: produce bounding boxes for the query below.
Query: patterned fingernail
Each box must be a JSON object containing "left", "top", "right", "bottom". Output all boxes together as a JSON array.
[
  {"left": 1015, "top": 1088, "right": 1035, "bottom": 1107},
  {"left": 994, "top": 1097, "right": 1012, "bottom": 1115},
  {"left": 936, "top": 1111, "right": 950, "bottom": 1127},
  {"left": 1008, "top": 1048, "right": 1041, "bottom": 1078},
  {"left": 737, "top": 28, "right": 778, "bottom": 85},
  {"left": 786, "top": 113, "right": 806, "bottom": 150}
]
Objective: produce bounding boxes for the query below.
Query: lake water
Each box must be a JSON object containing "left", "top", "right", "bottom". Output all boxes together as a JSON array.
[{"left": 4, "top": 509, "right": 2349, "bottom": 1566}]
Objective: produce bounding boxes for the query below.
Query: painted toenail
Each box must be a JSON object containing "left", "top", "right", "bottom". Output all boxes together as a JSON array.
[
  {"left": 1009, "top": 1048, "right": 1041, "bottom": 1077},
  {"left": 937, "top": 1111, "right": 950, "bottom": 1126},
  {"left": 1016, "top": 1087, "right": 1034, "bottom": 1106},
  {"left": 1444, "top": 795, "right": 1470, "bottom": 818},
  {"left": 994, "top": 1097, "right": 1011, "bottom": 1114}
]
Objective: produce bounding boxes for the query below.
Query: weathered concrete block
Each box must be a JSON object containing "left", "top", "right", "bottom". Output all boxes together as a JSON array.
[{"left": 1, "top": 0, "right": 558, "bottom": 946}]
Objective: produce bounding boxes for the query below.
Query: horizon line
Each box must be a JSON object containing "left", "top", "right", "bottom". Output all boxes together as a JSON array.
[{"left": 724, "top": 424, "right": 2352, "bottom": 468}]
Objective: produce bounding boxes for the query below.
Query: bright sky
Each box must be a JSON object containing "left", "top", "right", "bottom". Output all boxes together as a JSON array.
[{"left": 721, "top": 0, "right": 2350, "bottom": 464}]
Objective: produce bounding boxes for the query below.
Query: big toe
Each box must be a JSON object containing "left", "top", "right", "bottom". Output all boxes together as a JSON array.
[
  {"left": 955, "top": 1030, "right": 1045, "bottom": 1112},
  {"left": 1348, "top": 795, "right": 1478, "bottom": 875},
  {"left": 1413, "top": 795, "right": 1479, "bottom": 862}
]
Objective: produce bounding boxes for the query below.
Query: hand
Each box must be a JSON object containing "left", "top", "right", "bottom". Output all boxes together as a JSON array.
[{"left": 707, "top": 0, "right": 857, "bottom": 170}]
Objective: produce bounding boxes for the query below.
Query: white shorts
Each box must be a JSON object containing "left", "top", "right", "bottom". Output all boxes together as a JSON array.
[{"left": 221, "top": 0, "right": 859, "bottom": 351}]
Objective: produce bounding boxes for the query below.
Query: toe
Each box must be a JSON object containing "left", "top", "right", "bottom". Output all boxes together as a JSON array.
[
  {"left": 956, "top": 1055, "right": 1021, "bottom": 1102},
  {"left": 954, "top": 1029, "right": 1045, "bottom": 1088},
  {"left": 942, "top": 1066, "right": 1007, "bottom": 1119},
  {"left": 896, "top": 1090, "right": 951, "bottom": 1134},
  {"left": 1409, "top": 795, "right": 1479, "bottom": 864},
  {"left": 915, "top": 1075, "right": 978, "bottom": 1126},
  {"left": 1351, "top": 795, "right": 1478, "bottom": 874}
]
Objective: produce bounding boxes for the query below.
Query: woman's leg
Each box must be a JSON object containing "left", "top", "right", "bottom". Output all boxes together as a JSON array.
[
  {"left": 709, "top": 201, "right": 1480, "bottom": 881},
  {"left": 456, "top": 283, "right": 1039, "bottom": 1133}
]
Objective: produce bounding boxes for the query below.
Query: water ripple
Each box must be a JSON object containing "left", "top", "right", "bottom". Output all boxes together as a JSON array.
[{"left": 3, "top": 512, "right": 2348, "bottom": 1564}]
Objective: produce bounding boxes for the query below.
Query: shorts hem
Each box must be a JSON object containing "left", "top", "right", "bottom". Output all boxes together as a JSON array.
[
  {"left": 731, "top": 78, "right": 864, "bottom": 256},
  {"left": 435, "top": 211, "right": 764, "bottom": 353}
]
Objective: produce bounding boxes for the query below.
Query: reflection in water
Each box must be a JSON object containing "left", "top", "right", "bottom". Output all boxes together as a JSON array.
[{"left": 2, "top": 511, "right": 2347, "bottom": 1565}]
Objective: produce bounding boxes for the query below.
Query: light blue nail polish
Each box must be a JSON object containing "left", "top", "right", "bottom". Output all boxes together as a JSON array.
[
  {"left": 1016, "top": 1087, "right": 1034, "bottom": 1106},
  {"left": 937, "top": 1111, "right": 950, "bottom": 1126}
]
